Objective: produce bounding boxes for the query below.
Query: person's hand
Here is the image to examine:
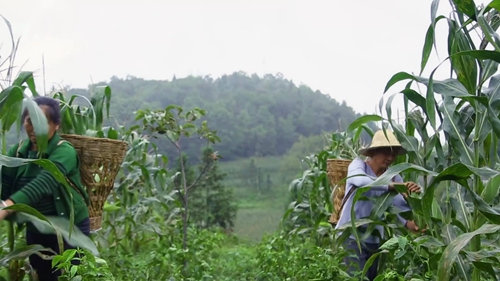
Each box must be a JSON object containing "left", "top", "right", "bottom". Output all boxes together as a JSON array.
[
  {"left": 0, "top": 200, "right": 14, "bottom": 221},
  {"left": 405, "top": 182, "right": 421, "bottom": 194},
  {"left": 405, "top": 220, "right": 420, "bottom": 233},
  {"left": 0, "top": 209, "right": 9, "bottom": 220}
]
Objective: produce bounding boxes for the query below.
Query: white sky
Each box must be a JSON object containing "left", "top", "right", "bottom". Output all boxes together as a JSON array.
[{"left": 0, "top": 0, "right": 492, "bottom": 117}]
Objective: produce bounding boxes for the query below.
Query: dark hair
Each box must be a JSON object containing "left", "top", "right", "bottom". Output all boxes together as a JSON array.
[{"left": 22, "top": 96, "right": 61, "bottom": 125}]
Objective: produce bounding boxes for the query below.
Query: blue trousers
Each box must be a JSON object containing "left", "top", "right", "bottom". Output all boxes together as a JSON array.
[
  {"left": 343, "top": 239, "right": 380, "bottom": 281},
  {"left": 26, "top": 218, "right": 91, "bottom": 281}
]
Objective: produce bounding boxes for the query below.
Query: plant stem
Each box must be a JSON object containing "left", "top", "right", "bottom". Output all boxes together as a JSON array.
[
  {"left": 177, "top": 145, "right": 190, "bottom": 277},
  {"left": 7, "top": 222, "right": 14, "bottom": 252},
  {"left": 471, "top": 144, "right": 481, "bottom": 281},
  {"left": 177, "top": 145, "right": 188, "bottom": 244},
  {"left": 7, "top": 222, "right": 15, "bottom": 281},
  {"left": 3, "top": 133, "right": 18, "bottom": 281},
  {"left": 471, "top": 104, "right": 482, "bottom": 281}
]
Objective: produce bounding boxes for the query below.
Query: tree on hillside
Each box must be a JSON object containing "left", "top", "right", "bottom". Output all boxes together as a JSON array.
[
  {"left": 281, "top": 134, "right": 330, "bottom": 175},
  {"left": 190, "top": 147, "right": 237, "bottom": 230},
  {"left": 62, "top": 72, "right": 376, "bottom": 163},
  {"left": 240, "top": 158, "right": 259, "bottom": 188}
]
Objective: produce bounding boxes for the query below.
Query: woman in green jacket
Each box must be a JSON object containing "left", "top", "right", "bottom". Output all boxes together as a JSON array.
[{"left": 0, "top": 96, "right": 90, "bottom": 281}]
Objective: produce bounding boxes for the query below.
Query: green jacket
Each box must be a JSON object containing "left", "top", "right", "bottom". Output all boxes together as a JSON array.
[{"left": 1, "top": 133, "right": 90, "bottom": 227}]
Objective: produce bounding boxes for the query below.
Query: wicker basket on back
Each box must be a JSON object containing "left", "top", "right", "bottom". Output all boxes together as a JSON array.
[
  {"left": 327, "top": 158, "right": 352, "bottom": 225},
  {"left": 61, "top": 134, "right": 128, "bottom": 231}
]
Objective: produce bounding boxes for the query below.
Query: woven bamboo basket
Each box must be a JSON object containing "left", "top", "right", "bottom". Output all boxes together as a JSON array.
[
  {"left": 60, "top": 134, "right": 128, "bottom": 231},
  {"left": 327, "top": 158, "right": 352, "bottom": 225}
]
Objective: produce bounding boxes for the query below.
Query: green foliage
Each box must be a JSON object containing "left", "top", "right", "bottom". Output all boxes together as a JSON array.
[
  {"left": 0, "top": 21, "right": 120, "bottom": 280},
  {"left": 254, "top": 232, "right": 350, "bottom": 281},
  {"left": 134, "top": 105, "right": 219, "bottom": 158},
  {"left": 100, "top": 226, "right": 231, "bottom": 281},
  {"left": 0, "top": 12, "right": 364, "bottom": 281},
  {"left": 133, "top": 104, "right": 221, "bottom": 279},
  {"left": 281, "top": 133, "right": 330, "bottom": 174},
  {"left": 244, "top": 158, "right": 259, "bottom": 188},
  {"left": 379, "top": 1, "right": 500, "bottom": 278},
  {"left": 190, "top": 147, "right": 237, "bottom": 230},
  {"left": 10, "top": 0, "right": 500, "bottom": 279},
  {"left": 237, "top": 158, "right": 269, "bottom": 190},
  {"left": 0, "top": 66, "right": 99, "bottom": 279},
  {"left": 217, "top": 155, "right": 293, "bottom": 241},
  {"left": 52, "top": 86, "right": 114, "bottom": 138},
  {"left": 66, "top": 73, "right": 371, "bottom": 162},
  {"left": 52, "top": 249, "right": 114, "bottom": 280},
  {"left": 281, "top": 1, "right": 500, "bottom": 280}
]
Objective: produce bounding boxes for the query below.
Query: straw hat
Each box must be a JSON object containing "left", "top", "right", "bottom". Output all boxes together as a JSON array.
[{"left": 358, "top": 130, "right": 407, "bottom": 156}]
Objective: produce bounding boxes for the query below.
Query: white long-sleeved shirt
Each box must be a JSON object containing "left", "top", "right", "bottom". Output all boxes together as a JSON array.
[{"left": 334, "top": 158, "right": 411, "bottom": 244}]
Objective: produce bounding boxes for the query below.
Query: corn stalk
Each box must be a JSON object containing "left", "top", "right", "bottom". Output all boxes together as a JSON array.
[
  {"left": 0, "top": 15, "right": 108, "bottom": 280},
  {"left": 370, "top": 0, "right": 500, "bottom": 279}
]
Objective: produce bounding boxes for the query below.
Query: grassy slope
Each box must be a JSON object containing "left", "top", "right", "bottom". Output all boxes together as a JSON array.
[{"left": 218, "top": 156, "right": 300, "bottom": 242}]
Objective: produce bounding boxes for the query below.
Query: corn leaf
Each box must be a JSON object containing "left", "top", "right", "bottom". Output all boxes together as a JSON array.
[
  {"left": 438, "top": 224, "right": 500, "bottom": 281},
  {"left": 22, "top": 97, "right": 48, "bottom": 154}
]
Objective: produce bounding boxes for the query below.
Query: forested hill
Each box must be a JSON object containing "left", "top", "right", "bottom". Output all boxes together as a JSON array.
[{"left": 69, "top": 72, "right": 367, "bottom": 162}]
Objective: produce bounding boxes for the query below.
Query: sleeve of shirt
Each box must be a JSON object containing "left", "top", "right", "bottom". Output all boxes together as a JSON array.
[
  {"left": 346, "top": 158, "right": 390, "bottom": 192},
  {"left": 1, "top": 144, "right": 21, "bottom": 201},
  {"left": 9, "top": 144, "right": 77, "bottom": 206},
  {"left": 392, "top": 174, "right": 411, "bottom": 226}
]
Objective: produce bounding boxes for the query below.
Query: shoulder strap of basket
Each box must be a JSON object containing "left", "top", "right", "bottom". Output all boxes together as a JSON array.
[
  {"left": 55, "top": 140, "right": 86, "bottom": 201},
  {"left": 16, "top": 140, "right": 24, "bottom": 157},
  {"left": 336, "top": 161, "right": 367, "bottom": 219},
  {"left": 338, "top": 185, "right": 357, "bottom": 218}
]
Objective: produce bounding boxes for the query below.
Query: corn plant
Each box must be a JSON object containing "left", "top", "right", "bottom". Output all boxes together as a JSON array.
[
  {"left": 325, "top": 126, "right": 371, "bottom": 160},
  {"left": 344, "top": 0, "right": 500, "bottom": 279},
  {"left": 0, "top": 16, "right": 111, "bottom": 280},
  {"left": 332, "top": 127, "right": 371, "bottom": 171},
  {"left": 282, "top": 126, "right": 369, "bottom": 246},
  {"left": 282, "top": 1, "right": 500, "bottom": 280},
  {"left": 50, "top": 86, "right": 115, "bottom": 138},
  {"left": 0, "top": 15, "right": 23, "bottom": 92},
  {"left": 0, "top": 71, "right": 99, "bottom": 279}
]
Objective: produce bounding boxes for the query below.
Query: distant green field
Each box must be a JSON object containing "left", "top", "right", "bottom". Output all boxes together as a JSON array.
[{"left": 218, "top": 156, "right": 300, "bottom": 242}]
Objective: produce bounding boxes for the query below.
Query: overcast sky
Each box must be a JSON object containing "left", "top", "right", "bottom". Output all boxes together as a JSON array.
[{"left": 0, "top": 0, "right": 491, "bottom": 117}]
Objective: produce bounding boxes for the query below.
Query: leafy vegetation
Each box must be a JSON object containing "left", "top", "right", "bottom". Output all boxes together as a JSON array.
[
  {"left": 284, "top": 0, "right": 500, "bottom": 280},
  {"left": 1, "top": 0, "right": 500, "bottom": 280},
  {"left": 62, "top": 72, "right": 373, "bottom": 163}
]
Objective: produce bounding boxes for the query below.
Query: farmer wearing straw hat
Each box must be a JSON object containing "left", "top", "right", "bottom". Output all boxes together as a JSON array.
[{"left": 335, "top": 130, "right": 422, "bottom": 281}]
